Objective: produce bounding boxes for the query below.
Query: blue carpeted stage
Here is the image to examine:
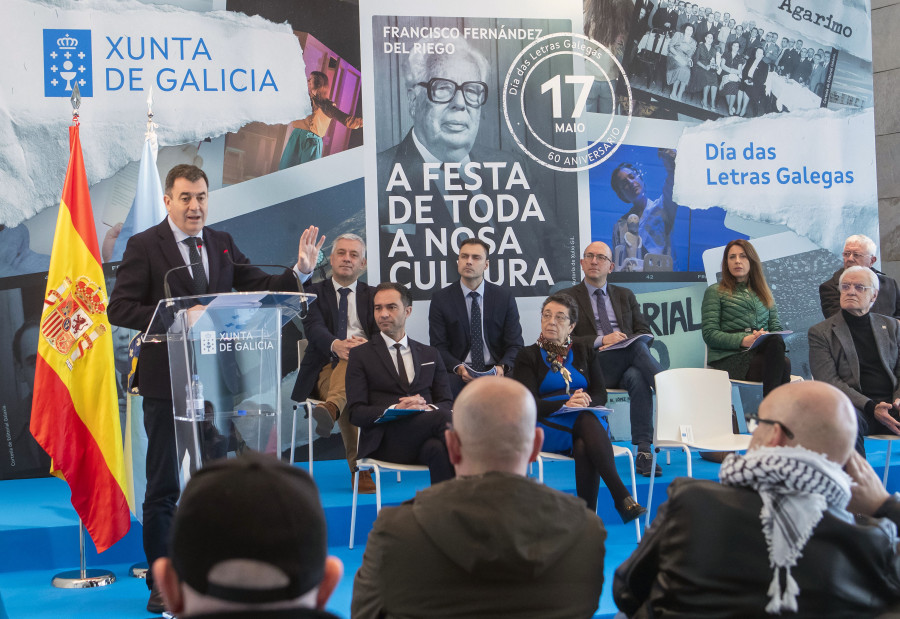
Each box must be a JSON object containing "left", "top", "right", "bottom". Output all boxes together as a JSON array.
[{"left": 2, "top": 439, "right": 897, "bottom": 619}]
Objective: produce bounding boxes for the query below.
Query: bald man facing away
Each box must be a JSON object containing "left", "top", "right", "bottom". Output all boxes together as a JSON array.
[
  {"left": 351, "top": 377, "right": 607, "bottom": 619},
  {"left": 615, "top": 381, "right": 900, "bottom": 618}
]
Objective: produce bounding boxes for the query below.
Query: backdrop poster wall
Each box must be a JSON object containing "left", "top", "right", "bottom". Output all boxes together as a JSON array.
[
  {"left": 0, "top": 0, "right": 879, "bottom": 478},
  {"left": 361, "top": 0, "right": 602, "bottom": 300}
]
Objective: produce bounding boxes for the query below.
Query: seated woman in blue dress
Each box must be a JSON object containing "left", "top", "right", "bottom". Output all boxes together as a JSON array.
[{"left": 514, "top": 293, "right": 646, "bottom": 523}]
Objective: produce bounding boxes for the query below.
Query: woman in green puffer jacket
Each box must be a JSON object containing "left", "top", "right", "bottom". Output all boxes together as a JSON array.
[{"left": 701, "top": 239, "right": 791, "bottom": 396}]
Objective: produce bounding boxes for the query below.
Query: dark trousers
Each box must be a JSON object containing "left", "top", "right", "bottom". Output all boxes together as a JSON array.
[
  {"left": 596, "top": 341, "right": 661, "bottom": 446},
  {"left": 744, "top": 335, "right": 791, "bottom": 396},
  {"left": 855, "top": 405, "right": 895, "bottom": 457},
  {"left": 142, "top": 396, "right": 180, "bottom": 590},
  {"left": 367, "top": 410, "right": 454, "bottom": 484}
]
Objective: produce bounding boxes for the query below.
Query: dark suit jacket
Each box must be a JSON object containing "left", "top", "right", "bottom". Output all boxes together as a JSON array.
[
  {"left": 778, "top": 48, "right": 800, "bottom": 76},
  {"left": 291, "top": 278, "right": 377, "bottom": 401},
  {"left": 615, "top": 477, "right": 900, "bottom": 618},
  {"left": 808, "top": 311, "right": 900, "bottom": 413},
  {"left": 652, "top": 7, "right": 678, "bottom": 31},
  {"left": 561, "top": 281, "right": 651, "bottom": 349},
  {"left": 428, "top": 280, "right": 523, "bottom": 374},
  {"left": 743, "top": 35, "right": 762, "bottom": 54},
  {"left": 346, "top": 335, "right": 452, "bottom": 459},
  {"left": 693, "top": 19, "right": 718, "bottom": 42},
  {"left": 794, "top": 58, "right": 813, "bottom": 83},
  {"left": 108, "top": 219, "right": 298, "bottom": 399},
  {"left": 819, "top": 267, "right": 900, "bottom": 319},
  {"left": 742, "top": 57, "right": 769, "bottom": 101}
]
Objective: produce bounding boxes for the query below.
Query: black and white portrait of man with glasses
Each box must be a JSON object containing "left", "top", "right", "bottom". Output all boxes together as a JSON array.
[{"left": 375, "top": 34, "right": 564, "bottom": 299}]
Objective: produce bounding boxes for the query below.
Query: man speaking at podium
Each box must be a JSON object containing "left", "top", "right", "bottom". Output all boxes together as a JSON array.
[{"left": 108, "top": 164, "right": 323, "bottom": 614}]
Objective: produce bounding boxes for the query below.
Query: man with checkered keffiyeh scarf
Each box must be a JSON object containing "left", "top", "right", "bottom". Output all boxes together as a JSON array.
[{"left": 613, "top": 381, "right": 900, "bottom": 618}]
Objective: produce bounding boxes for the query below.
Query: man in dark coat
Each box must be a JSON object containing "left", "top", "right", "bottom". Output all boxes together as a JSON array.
[
  {"left": 562, "top": 241, "right": 662, "bottom": 477},
  {"left": 428, "top": 237, "right": 523, "bottom": 395},
  {"left": 108, "top": 164, "right": 322, "bottom": 613},
  {"left": 352, "top": 377, "right": 606, "bottom": 619},
  {"left": 346, "top": 282, "right": 454, "bottom": 484},
  {"left": 615, "top": 380, "right": 900, "bottom": 618},
  {"left": 819, "top": 234, "right": 900, "bottom": 319}
]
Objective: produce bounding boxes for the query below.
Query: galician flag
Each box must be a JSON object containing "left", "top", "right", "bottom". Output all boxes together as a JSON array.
[
  {"left": 31, "top": 123, "right": 130, "bottom": 552},
  {"left": 119, "top": 119, "right": 166, "bottom": 521}
]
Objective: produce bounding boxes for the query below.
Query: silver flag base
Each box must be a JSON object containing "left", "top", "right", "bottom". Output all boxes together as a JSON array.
[
  {"left": 51, "top": 568, "right": 116, "bottom": 589},
  {"left": 130, "top": 562, "right": 148, "bottom": 579}
]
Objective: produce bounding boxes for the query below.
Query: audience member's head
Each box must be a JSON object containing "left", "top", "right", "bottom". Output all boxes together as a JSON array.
[
  {"left": 153, "top": 454, "right": 342, "bottom": 617},
  {"left": 749, "top": 381, "right": 858, "bottom": 465},
  {"left": 842, "top": 233, "right": 878, "bottom": 269},
  {"left": 329, "top": 233, "right": 367, "bottom": 286},
  {"left": 446, "top": 377, "right": 542, "bottom": 477},
  {"left": 373, "top": 282, "right": 413, "bottom": 341},
  {"left": 839, "top": 265, "right": 880, "bottom": 315}
]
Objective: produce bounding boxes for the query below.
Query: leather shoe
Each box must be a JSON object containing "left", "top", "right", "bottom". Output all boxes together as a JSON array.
[
  {"left": 146, "top": 585, "right": 165, "bottom": 614},
  {"left": 312, "top": 402, "right": 339, "bottom": 437},
  {"left": 616, "top": 496, "right": 648, "bottom": 524},
  {"left": 636, "top": 451, "right": 662, "bottom": 477},
  {"left": 355, "top": 470, "right": 376, "bottom": 494}
]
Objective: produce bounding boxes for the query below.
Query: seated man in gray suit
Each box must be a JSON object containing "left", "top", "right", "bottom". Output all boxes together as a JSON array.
[
  {"left": 819, "top": 234, "right": 900, "bottom": 319},
  {"left": 809, "top": 265, "right": 900, "bottom": 456},
  {"left": 352, "top": 377, "right": 606, "bottom": 619},
  {"left": 561, "top": 241, "right": 662, "bottom": 476}
]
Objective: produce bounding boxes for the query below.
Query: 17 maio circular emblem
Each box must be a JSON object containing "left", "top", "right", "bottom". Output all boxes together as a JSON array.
[{"left": 502, "top": 33, "right": 633, "bottom": 172}]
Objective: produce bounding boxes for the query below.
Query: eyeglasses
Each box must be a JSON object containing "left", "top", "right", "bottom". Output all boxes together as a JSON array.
[
  {"left": 541, "top": 312, "right": 571, "bottom": 324},
  {"left": 583, "top": 253, "right": 612, "bottom": 263},
  {"left": 842, "top": 251, "right": 871, "bottom": 260},
  {"left": 839, "top": 283, "right": 875, "bottom": 293},
  {"left": 746, "top": 412, "right": 794, "bottom": 439},
  {"left": 416, "top": 78, "right": 488, "bottom": 107}
]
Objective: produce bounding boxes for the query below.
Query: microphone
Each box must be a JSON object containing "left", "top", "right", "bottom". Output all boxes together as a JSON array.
[
  {"left": 221, "top": 248, "right": 309, "bottom": 319},
  {"left": 163, "top": 238, "right": 206, "bottom": 304}
]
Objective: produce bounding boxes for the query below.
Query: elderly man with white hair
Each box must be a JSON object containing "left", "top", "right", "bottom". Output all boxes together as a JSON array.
[
  {"left": 614, "top": 380, "right": 900, "bottom": 617},
  {"left": 810, "top": 264, "right": 900, "bottom": 455},
  {"left": 351, "top": 376, "right": 607, "bottom": 619},
  {"left": 375, "top": 37, "right": 555, "bottom": 295},
  {"left": 819, "top": 233, "right": 900, "bottom": 319}
]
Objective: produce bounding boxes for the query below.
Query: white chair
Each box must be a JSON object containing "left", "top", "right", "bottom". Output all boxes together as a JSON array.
[
  {"left": 536, "top": 445, "right": 642, "bottom": 542},
  {"left": 868, "top": 435, "right": 900, "bottom": 486},
  {"left": 646, "top": 368, "right": 752, "bottom": 527},
  {"left": 288, "top": 340, "right": 352, "bottom": 478},
  {"left": 287, "top": 339, "right": 319, "bottom": 476},
  {"left": 729, "top": 376, "right": 804, "bottom": 430},
  {"left": 348, "top": 443, "right": 429, "bottom": 549},
  {"left": 703, "top": 345, "right": 802, "bottom": 431},
  {"left": 289, "top": 399, "right": 319, "bottom": 476}
]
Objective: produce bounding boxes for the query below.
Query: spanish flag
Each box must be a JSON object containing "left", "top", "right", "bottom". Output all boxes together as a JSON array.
[{"left": 31, "top": 124, "right": 130, "bottom": 552}]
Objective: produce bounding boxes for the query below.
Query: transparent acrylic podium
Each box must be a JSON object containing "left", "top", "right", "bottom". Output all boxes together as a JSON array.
[{"left": 146, "top": 291, "right": 315, "bottom": 489}]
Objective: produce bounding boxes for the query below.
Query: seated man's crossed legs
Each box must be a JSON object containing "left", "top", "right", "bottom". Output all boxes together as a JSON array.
[
  {"left": 597, "top": 342, "right": 662, "bottom": 477},
  {"left": 312, "top": 359, "right": 375, "bottom": 493}
]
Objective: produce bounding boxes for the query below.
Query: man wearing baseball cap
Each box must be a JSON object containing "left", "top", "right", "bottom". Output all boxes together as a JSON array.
[{"left": 151, "top": 453, "right": 343, "bottom": 618}]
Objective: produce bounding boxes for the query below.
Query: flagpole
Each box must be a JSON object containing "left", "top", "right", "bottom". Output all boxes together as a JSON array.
[
  {"left": 49, "top": 84, "right": 118, "bottom": 590},
  {"left": 127, "top": 85, "right": 155, "bottom": 582},
  {"left": 51, "top": 520, "right": 117, "bottom": 588}
]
